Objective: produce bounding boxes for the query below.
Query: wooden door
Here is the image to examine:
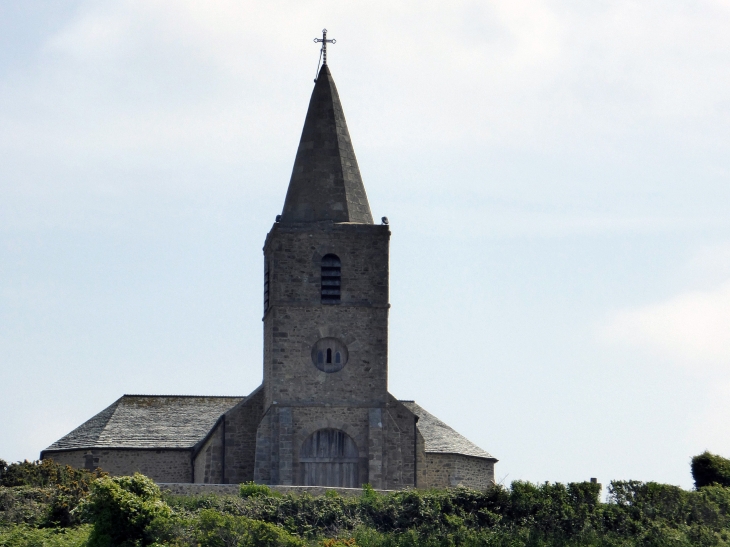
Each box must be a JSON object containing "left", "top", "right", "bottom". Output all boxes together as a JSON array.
[{"left": 300, "top": 429, "right": 359, "bottom": 487}]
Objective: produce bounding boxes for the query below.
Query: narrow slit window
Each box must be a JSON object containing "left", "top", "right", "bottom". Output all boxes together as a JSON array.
[
  {"left": 326, "top": 348, "right": 332, "bottom": 363},
  {"left": 264, "top": 261, "right": 270, "bottom": 312},
  {"left": 321, "top": 254, "right": 341, "bottom": 303},
  {"left": 335, "top": 351, "right": 341, "bottom": 364},
  {"left": 318, "top": 351, "right": 324, "bottom": 364}
]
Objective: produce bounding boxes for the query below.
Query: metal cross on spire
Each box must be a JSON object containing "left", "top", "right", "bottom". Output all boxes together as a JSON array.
[{"left": 313, "top": 28, "right": 336, "bottom": 65}]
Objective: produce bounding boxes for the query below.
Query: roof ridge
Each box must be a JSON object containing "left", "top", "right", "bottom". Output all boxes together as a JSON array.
[
  {"left": 122, "top": 394, "right": 245, "bottom": 398},
  {"left": 94, "top": 398, "right": 121, "bottom": 441}
]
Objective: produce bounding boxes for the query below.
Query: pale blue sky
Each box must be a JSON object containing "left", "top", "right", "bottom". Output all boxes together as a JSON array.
[{"left": 2, "top": 0, "right": 730, "bottom": 489}]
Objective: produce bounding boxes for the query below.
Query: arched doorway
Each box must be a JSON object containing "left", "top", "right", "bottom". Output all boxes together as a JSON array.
[{"left": 299, "top": 429, "right": 359, "bottom": 487}]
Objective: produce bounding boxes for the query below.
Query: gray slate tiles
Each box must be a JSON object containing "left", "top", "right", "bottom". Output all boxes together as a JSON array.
[
  {"left": 45, "top": 395, "right": 243, "bottom": 451},
  {"left": 402, "top": 401, "right": 495, "bottom": 460},
  {"left": 280, "top": 64, "right": 373, "bottom": 224}
]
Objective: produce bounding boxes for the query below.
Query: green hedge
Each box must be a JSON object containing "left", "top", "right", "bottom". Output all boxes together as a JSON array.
[
  {"left": 0, "top": 460, "right": 103, "bottom": 490},
  {"left": 0, "top": 460, "right": 105, "bottom": 528},
  {"left": 0, "top": 525, "right": 90, "bottom": 547},
  {"left": 3, "top": 456, "right": 730, "bottom": 546}
]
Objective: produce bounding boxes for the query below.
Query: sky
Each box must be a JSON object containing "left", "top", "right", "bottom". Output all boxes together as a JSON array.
[{"left": 1, "top": 0, "right": 730, "bottom": 490}]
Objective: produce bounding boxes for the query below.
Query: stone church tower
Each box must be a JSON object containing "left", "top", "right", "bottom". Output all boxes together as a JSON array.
[
  {"left": 255, "top": 64, "right": 398, "bottom": 488},
  {"left": 42, "top": 62, "right": 497, "bottom": 490}
]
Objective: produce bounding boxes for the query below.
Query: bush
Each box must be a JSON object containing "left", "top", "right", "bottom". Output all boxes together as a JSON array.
[
  {"left": 0, "top": 487, "right": 55, "bottom": 527},
  {"left": 195, "top": 509, "right": 305, "bottom": 547},
  {"left": 159, "top": 480, "right": 730, "bottom": 545},
  {"left": 0, "top": 524, "right": 91, "bottom": 547},
  {"left": 0, "top": 460, "right": 103, "bottom": 489},
  {"left": 0, "top": 460, "right": 105, "bottom": 527},
  {"left": 240, "top": 482, "right": 279, "bottom": 498},
  {"left": 76, "top": 473, "right": 172, "bottom": 547},
  {"left": 4, "top": 461, "right": 730, "bottom": 546},
  {"left": 692, "top": 452, "right": 730, "bottom": 489}
]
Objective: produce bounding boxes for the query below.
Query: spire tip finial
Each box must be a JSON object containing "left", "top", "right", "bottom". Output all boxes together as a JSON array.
[{"left": 313, "top": 28, "right": 336, "bottom": 66}]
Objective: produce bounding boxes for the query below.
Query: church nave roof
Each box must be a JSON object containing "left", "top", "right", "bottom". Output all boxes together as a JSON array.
[
  {"left": 43, "top": 395, "right": 243, "bottom": 452},
  {"left": 402, "top": 401, "right": 496, "bottom": 461}
]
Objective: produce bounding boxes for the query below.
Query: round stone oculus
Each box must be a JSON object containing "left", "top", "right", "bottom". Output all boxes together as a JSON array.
[{"left": 311, "top": 337, "right": 348, "bottom": 372}]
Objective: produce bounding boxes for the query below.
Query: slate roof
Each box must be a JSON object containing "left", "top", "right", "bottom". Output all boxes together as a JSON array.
[
  {"left": 401, "top": 401, "right": 496, "bottom": 460},
  {"left": 43, "top": 395, "right": 243, "bottom": 452},
  {"left": 280, "top": 64, "right": 373, "bottom": 224}
]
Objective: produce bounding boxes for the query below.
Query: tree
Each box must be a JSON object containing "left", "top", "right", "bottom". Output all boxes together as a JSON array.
[{"left": 691, "top": 451, "right": 730, "bottom": 488}]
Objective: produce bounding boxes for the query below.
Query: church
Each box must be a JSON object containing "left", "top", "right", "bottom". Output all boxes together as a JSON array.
[{"left": 41, "top": 51, "right": 497, "bottom": 490}]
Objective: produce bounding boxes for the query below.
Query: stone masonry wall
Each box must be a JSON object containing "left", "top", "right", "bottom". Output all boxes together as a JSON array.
[
  {"left": 254, "top": 406, "right": 301, "bottom": 486},
  {"left": 382, "top": 396, "right": 417, "bottom": 490},
  {"left": 420, "top": 453, "right": 495, "bottom": 490},
  {"left": 457, "top": 455, "right": 495, "bottom": 489},
  {"left": 290, "top": 406, "right": 370, "bottom": 487},
  {"left": 262, "top": 222, "right": 390, "bottom": 410},
  {"left": 222, "top": 386, "right": 265, "bottom": 484},
  {"left": 194, "top": 387, "right": 266, "bottom": 484},
  {"left": 159, "top": 483, "right": 394, "bottom": 497},
  {"left": 368, "top": 408, "right": 384, "bottom": 489},
  {"left": 255, "top": 220, "right": 394, "bottom": 488},
  {"left": 44, "top": 449, "right": 192, "bottom": 483},
  {"left": 263, "top": 222, "right": 389, "bottom": 307},
  {"left": 193, "top": 423, "right": 223, "bottom": 484},
  {"left": 265, "top": 306, "right": 389, "bottom": 408},
  {"left": 253, "top": 399, "right": 417, "bottom": 488},
  {"left": 253, "top": 407, "right": 276, "bottom": 485}
]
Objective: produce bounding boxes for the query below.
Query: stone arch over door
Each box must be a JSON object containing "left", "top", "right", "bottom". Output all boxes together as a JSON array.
[{"left": 299, "top": 429, "right": 359, "bottom": 487}]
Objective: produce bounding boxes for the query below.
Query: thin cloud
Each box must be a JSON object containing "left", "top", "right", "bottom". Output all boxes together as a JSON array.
[
  {"left": 600, "top": 281, "right": 730, "bottom": 371},
  {"left": 3, "top": 0, "right": 730, "bottom": 164}
]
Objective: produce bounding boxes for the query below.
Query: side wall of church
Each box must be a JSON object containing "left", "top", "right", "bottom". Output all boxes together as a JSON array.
[
  {"left": 43, "top": 449, "right": 192, "bottom": 483},
  {"left": 419, "top": 453, "right": 496, "bottom": 490}
]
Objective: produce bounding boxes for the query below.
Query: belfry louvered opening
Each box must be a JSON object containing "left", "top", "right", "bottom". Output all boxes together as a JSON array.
[{"left": 321, "top": 254, "right": 341, "bottom": 303}]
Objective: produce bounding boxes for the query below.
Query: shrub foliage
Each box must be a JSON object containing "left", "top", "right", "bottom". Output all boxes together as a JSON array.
[
  {"left": 0, "top": 459, "right": 105, "bottom": 527},
  {"left": 75, "top": 474, "right": 171, "bottom": 547},
  {"left": 2, "top": 456, "right": 730, "bottom": 546}
]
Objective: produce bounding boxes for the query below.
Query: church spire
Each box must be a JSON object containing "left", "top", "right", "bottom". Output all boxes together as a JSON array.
[{"left": 280, "top": 63, "right": 373, "bottom": 224}]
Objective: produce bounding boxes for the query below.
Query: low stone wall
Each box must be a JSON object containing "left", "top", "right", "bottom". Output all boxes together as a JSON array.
[
  {"left": 159, "top": 483, "right": 240, "bottom": 496},
  {"left": 158, "top": 483, "right": 394, "bottom": 497}
]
